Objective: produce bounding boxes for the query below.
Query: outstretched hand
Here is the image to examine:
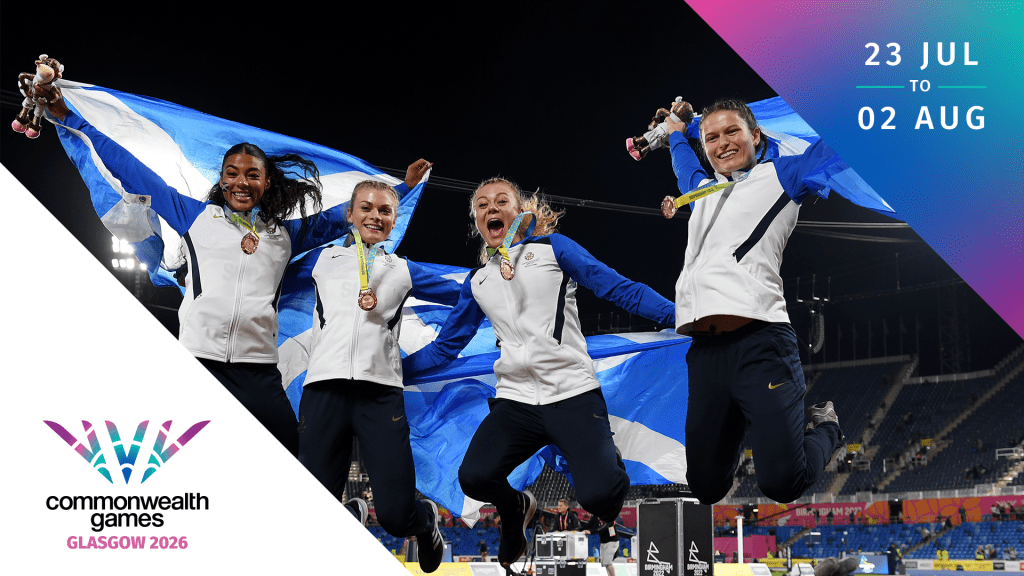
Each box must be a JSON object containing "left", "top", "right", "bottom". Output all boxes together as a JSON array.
[{"left": 405, "top": 158, "right": 432, "bottom": 189}]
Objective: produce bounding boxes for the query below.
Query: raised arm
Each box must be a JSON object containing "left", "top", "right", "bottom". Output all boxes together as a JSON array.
[
  {"left": 664, "top": 105, "right": 709, "bottom": 194},
  {"left": 286, "top": 156, "right": 430, "bottom": 255},
  {"left": 401, "top": 271, "right": 487, "bottom": 377},
  {"left": 549, "top": 234, "right": 674, "bottom": 326},
  {"left": 49, "top": 107, "right": 206, "bottom": 235}
]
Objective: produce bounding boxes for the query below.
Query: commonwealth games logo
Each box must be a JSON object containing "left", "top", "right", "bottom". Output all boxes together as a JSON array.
[{"left": 44, "top": 420, "right": 210, "bottom": 484}]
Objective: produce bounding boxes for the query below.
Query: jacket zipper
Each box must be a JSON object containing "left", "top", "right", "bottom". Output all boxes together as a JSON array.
[
  {"left": 499, "top": 250, "right": 542, "bottom": 403},
  {"left": 225, "top": 244, "right": 250, "bottom": 362},
  {"left": 349, "top": 245, "right": 363, "bottom": 380}
]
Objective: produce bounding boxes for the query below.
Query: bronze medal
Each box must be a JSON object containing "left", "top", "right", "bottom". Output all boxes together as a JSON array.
[
  {"left": 500, "top": 259, "right": 515, "bottom": 281},
  {"left": 661, "top": 196, "right": 678, "bottom": 219},
  {"left": 241, "top": 231, "right": 259, "bottom": 254},
  {"left": 358, "top": 288, "right": 377, "bottom": 311}
]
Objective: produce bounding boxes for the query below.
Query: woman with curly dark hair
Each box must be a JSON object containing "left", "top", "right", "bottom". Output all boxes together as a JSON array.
[{"left": 41, "top": 89, "right": 430, "bottom": 456}]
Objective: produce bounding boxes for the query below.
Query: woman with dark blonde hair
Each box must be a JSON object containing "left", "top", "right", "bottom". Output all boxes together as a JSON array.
[
  {"left": 40, "top": 88, "right": 429, "bottom": 456},
  {"left": 403, "top": 176, "right": 674, "bottom": 573},
  {"left": 297, "top": 178, "right": 457, "bottom": 573},
  {"left": 660, "top": 97, "right": 845, "bottom": 506}
]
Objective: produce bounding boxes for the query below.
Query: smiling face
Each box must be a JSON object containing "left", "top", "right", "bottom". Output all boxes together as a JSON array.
[
  {"left": 220, "top": 153, "right": 269, "bottom": 212},
  {"left": 347, "top": 184, "right": 398, "bottom": 244},
  {"left": 700, "top": 109, "right": 761, "bottom": 178},
  {"left": 557, "top": 500, "right": 569, "bottom": 514},
  {"left": 473, "top": 182, "right": 523, "bottom": 250}
]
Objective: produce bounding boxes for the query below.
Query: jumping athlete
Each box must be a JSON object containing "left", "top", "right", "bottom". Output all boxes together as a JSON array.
[
  {"left": 298, "top": 179, "right": 456, "bottom": 573},
  {"left": 660, "top": 98, "right": 845, "bottom": 504},
  {"left": 403, "top": 177, "right": 675, "bottom": 574}
]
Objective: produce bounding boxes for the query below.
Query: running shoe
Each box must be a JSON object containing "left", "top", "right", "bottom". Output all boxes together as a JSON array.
[
  {"left": 498, "top": 490, "right": 537, "bottom": 568},
  {"left": 344, "top": 497, "right": 369, "bottom": 527},
  {"left": 417, "top": 499, "right": 444, "bottom": 573}
]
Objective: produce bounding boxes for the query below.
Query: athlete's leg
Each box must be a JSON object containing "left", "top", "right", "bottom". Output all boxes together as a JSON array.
[
  {"left": 544, "top": 389, "right": 629, "bottom": 521},
  {"left": 297, "top": 380, "right": 355, "bottom": 502},
  {"left": 683, "top": 340, "right": 746, "bottom": 505},
  {"left": 459, "top": 398, "right": 547, "bottom": 513},
  {"left": 736, "top": 324, "right": 842, "bottom": 502},
  {"left": 352, "top": 383, "right": 432, "bottom": 537},
  {"left": 201, "top": 359, "right": 299, "bottom": 456},
  {"left": 459, "top": 398, "right": 543, "bottom": 566}
]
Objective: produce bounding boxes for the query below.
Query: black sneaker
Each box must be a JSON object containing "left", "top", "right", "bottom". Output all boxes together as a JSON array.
[
  {"left": 344, "top": 497, "right": 368, "bottom": 527},
  {"left": 416, "top": 499, "right": 444, "bottom": 573},
  {"left": 498, "top": 490, "right": 537, "bottom": 568}
]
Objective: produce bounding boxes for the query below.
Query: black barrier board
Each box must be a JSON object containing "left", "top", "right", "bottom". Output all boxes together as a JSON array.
[
  {"left": 640, "top": 501, "right": 679, "bottom": 576},
  {"left": 639, "top": 499, "right": 713, "bottom": 576},
  {"left": 682, "top": 502, "right": 712, "bottom": 576}
]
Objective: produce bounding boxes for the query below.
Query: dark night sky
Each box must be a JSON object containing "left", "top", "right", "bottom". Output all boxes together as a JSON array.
[{"left": 2, "top": 2, "right": 1019, "bottom": 375}]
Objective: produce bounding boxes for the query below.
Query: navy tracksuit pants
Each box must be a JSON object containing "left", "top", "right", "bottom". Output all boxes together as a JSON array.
[
  {"left": 297, "top": 380, "right": 432, "bottom": 538},
  {"left": 684, "top": 322, "right": 842, "bottom": 504},
  {"left": 199, "top": 358, "right": 299, "bottom": 457},
  {"left": 459, "top": 388, "right": 629, "bottom": 523}
]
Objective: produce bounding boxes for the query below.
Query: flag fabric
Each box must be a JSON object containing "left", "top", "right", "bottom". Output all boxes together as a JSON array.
[
  {"left": 49, "top": 79, "right": 423, "bottom": 290},
  {"left": 47, "top": 84, "right": 888, "bottom": 525}
]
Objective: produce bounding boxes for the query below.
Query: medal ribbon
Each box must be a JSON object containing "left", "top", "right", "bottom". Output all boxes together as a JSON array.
[
  {"left": 669, "top": 169, "right": 755, "bottom": 210},
  {"left": 486, "top": 211, "right": 537, "bottom": 264},
  {"left": 351, "top": 229, "right": 378, "bottom": 293},
  {"left": 226, "top": 206, "right": 261, "bottom": 240},
  {"left": 671, "top": 181, "right": 731, "bottom": 210}
]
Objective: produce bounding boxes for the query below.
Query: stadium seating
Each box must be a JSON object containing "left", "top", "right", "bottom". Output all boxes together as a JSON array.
[{"left": 348, "top": 345, "right": 1024, "bottom": 565}]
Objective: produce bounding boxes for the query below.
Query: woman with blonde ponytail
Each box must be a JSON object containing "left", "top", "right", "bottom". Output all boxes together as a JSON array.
[{"left": 404, "top": 176, "right": 675, "bottom": 573}]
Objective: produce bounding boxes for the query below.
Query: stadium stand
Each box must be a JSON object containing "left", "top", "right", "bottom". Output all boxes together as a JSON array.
[{"left": 342, "top": 344, "right": 1024, "bottom": 565}]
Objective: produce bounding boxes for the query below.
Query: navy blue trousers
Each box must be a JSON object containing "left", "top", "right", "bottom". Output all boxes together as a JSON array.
[
  {"left": 297, "top": 380, "right": 431, "bottom": 538},
  {"left": 684, "top": 322, "right": 842, "bottom": 504},
  {"left": 459, "top": 388, "right": 629, "bottom": 522},
  {"left": 198, "top": 358, "right": 299, "bottom": 457}
]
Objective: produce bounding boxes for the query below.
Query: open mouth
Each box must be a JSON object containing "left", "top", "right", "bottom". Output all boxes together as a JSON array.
[
  {"left": 718, "top": 150, "right": 737, "bottom": 160},
  {"left": 486, "top": 218, "right": 505, "bottom": 238}
]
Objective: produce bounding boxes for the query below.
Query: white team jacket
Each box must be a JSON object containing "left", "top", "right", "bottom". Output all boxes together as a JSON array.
[
  {"left": 304, "top": 240, "right": 460, "bottom": 388},
  {"left": 177, "top": 206, "right": 292, "bottom": 362},
  {"left": 668, "top": 132, "right": 835, "bottom": 333}
]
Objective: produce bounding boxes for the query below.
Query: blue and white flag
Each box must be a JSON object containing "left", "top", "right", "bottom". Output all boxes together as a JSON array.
[{"left": 50, "top": 79, "right": 424, "bottom": 290}]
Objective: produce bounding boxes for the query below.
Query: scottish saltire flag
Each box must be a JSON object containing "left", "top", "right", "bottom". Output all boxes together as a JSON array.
[
  {"left": 48, "top": 79, "right": 424, "bottom": 289},
  {"left": 393, "top": 271, "right": 692, "bottom": 523},
  {"left": 683, "top": 97, "right": 895, "bottom": 216}
]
